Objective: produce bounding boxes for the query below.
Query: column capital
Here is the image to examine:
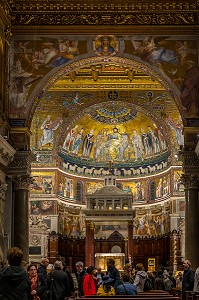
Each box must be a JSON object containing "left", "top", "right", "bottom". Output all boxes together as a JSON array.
[
  {"left": 7, "top": 150, "right": 36, "bottom": 176},
  {"left": 13, "top": 175, "right": 34, "bottom": 191},
  {"left": 179, "top": 149, "right": 199, "bottom": 174},
  {"left": 86, "top": 220, "right": 95, "bottom": 229},
  {"left": 180, "top": 174, "right": 199, "bottom": 189}
]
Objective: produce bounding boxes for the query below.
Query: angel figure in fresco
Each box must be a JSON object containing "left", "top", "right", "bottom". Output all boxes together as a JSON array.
[
  {"left": 131, "top": 36, "right": 179, "bottom": 66},
  {"left": 38, "top": 115, "right": 62, "bottom": 148},
  {"left": 40, "top": 37, "right": 79, "bottom": 67},
  {"left": 61, "top": 91, "right": 93, "bottom": 109},
  {"left": 175, "top": 41, "right": 197, "bottom": 65}
]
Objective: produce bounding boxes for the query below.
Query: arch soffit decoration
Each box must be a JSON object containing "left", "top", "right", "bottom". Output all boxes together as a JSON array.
[{"left": 27, "top": 55, "right": 184, "bottom": 127}]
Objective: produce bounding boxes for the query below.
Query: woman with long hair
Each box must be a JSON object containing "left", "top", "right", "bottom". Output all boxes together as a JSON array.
[
  {"left": 97, "top": 275, "right": 115, "bottom": 296},
  {"left": 27, "top": 263, "right": 47, "bottom": 300}
]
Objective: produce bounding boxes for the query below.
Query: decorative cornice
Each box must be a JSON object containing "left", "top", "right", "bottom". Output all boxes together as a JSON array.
[
  {"left": 4, "top": 1, "right": 199, "bottom": 13},
  {"left": 11, "top": 12, "right": 198, "bottom": 27},
  {"left": 2, "top": 0, "right": 199, "bottom": 31}
]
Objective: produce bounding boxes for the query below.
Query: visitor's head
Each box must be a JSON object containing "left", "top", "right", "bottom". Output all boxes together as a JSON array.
[
  {"left": 27, "top": 263, "right": 37, "bottom": 278},
  {"left": 54, "top": 260, "right": 63, "bottom": 269},
  {"left": 41, "top": 257, "right": 49, "bottom": 267},
  {"left": 76, "top": 261, "right": 84, "bottom": 272},
  {"left": 183, "top": 260, "right": 191, "bottom": 269},
  {"left": 7, "top": 247, "right": 23, "bottom": 266},
  {"left": 86, "top": 266, "right": 97, "bottom": 275},
  {"left": 107, "top": 258, "right": 115, "bottom": 268},
  {"left": 123, "top": 263, "right": 132, "bottom": 271},
  {"left": 136, "top": 263, "right": 144, "bottom": 271}
]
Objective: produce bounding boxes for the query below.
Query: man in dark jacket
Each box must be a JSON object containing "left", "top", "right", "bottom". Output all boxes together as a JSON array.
[
  {"left": 106, "top": 258, "right": 121, "bottom": 289},
  {"left": 49, "top": 260, "right": 70, "bottom": 300},
  {"left": 182, "top": 260, "right": 194, "bottom": 300},
  {"left": 0, "top": 247, "right": 31, "bottom": 300},
  {"left": 38, "top": 257, "right": 49, "bottom": 281},
  {"left": 75, "top": 261, "right": 86, "bottom": 297}
]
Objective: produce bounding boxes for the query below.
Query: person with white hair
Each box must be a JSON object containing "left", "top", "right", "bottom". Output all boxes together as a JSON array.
[
  {"left": 182, "top": 260, "right": 194, "bottom": 300},
  {"left": 48, "top": 260, "right": 70, "bottom": 300}
]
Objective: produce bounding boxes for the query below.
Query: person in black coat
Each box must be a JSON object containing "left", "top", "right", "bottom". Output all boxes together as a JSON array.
[
  {"left": 27, "top": 263, "right": 47, "bottom": 300},
  {"left": 75, "top": 261, "right": 86, "bottom": 297},
  {"left": 106, "top": 258, "right": 121, "bottom": 289},
  {"left": 48, "top": 260, "right": 70, "bottom": 300},
  {"left": 0, "top": 247, "right": 31, "bottom": 300},
  {"left": 182, "top": 260, "right": 194, "bottom": 300},
  {"left": 37, "top": 257, "right": 49, "bottom": 282}
]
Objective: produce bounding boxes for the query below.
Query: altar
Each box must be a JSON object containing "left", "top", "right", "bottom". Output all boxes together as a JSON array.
[{"left": 95, "top": 253, "right": 125, "bottom": 271}]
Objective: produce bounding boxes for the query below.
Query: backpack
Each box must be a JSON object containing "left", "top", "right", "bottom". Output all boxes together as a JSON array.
[
  {"left": 163, "top": 277, "right": 173, "bottom": 291},
  {"left": 144, "top": 277, "right": 153, "bottom": 291}
]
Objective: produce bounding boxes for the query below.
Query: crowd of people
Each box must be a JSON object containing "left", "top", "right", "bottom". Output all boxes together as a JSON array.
[{"left": 0, "top": 247, "right": 199, "bottom": 300}]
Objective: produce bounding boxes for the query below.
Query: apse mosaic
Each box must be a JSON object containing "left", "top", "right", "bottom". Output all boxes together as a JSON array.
[{"left": 59, "top": 109, "right": 170, "bottom": 175}]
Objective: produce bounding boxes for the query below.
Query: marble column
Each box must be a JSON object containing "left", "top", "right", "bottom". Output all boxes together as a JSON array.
[
  {"left": 181, "top": 174, "right": 199, "bottom": 270},
  {"left": 13, "top": 176, "right": 32, "bottom": 264},
  {"left": 85, "top": 221, "right": 95, "bottom": 266},
  {"left": 127, "top": 220, "right": 133, "bottom": 261}
]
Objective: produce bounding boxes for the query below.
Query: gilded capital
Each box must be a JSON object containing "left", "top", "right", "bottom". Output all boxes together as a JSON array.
[
  {"left": 180, "top": 174, "right": 199, "bottom": 189},
  {"left": 8, "top": 150, "right": 36, "bottom": 176},
  {"left": 179, "top": 150, "right": 199, "bottom": 175},
  {"left": 13, "top": 175, "right": 34, "bottom": 190},
  {"left": 86, "top": 220, "right": 95, "bottom": 229}
]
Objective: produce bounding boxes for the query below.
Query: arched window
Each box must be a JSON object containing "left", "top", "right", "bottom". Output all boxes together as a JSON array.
[
  {"left": 149, "top": 181, "right": 156, "bottom": 202},
  {"left": 76, "top": 181, "right": 83, "bottom": 202}
]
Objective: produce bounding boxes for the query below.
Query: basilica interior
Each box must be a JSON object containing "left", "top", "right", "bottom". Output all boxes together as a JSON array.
[{"left": 0, "top": 0, "right": 199, "bottom": 273}]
